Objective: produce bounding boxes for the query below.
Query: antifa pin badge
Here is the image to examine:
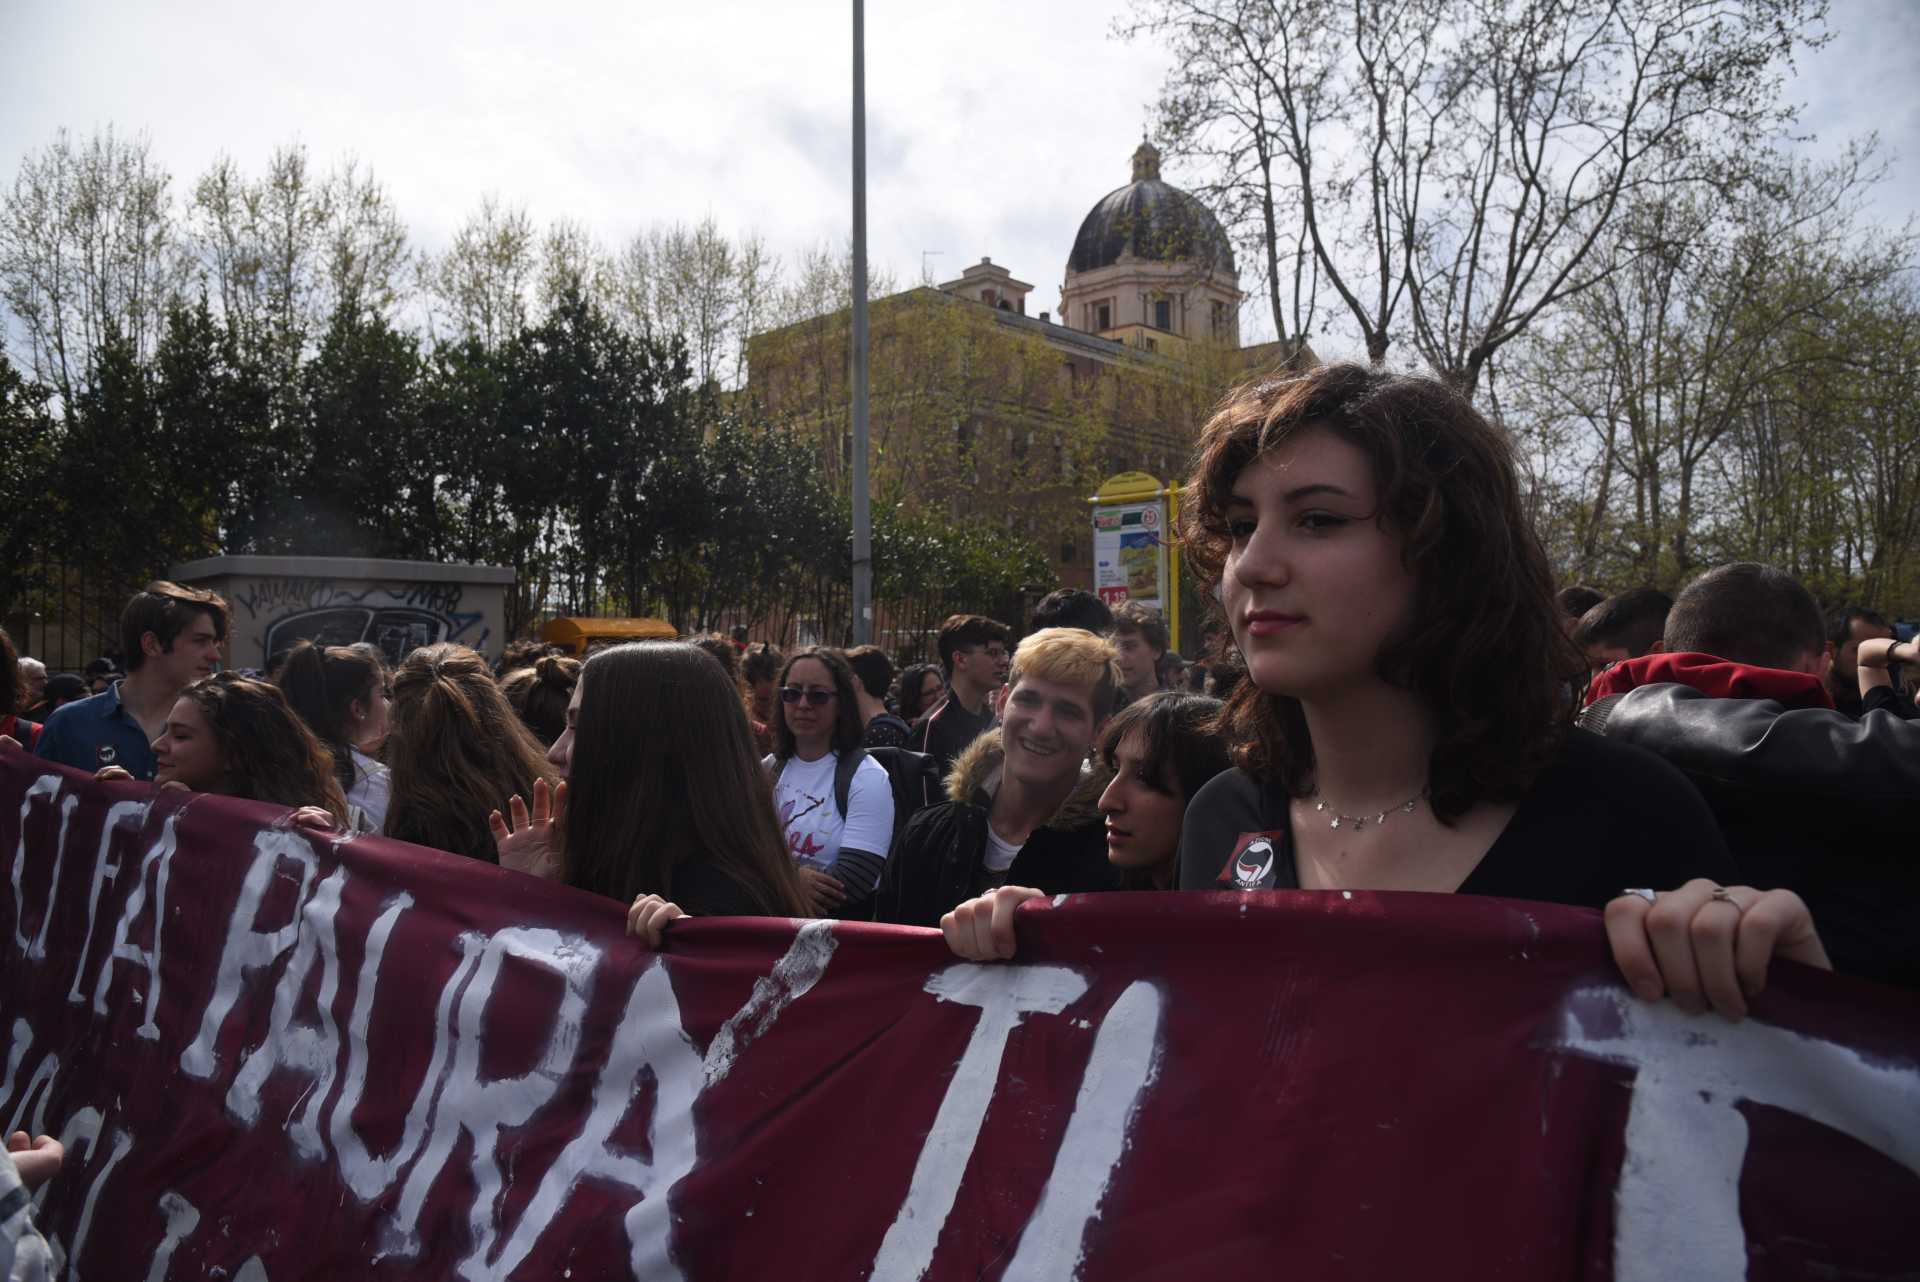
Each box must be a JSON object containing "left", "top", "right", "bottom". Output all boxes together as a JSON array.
[
  {"left": 1219, "top": 832, "right": 1281, "bottom": 890},
  {"left": 96, "top": 745, "right": 117, "bottom": 767}
]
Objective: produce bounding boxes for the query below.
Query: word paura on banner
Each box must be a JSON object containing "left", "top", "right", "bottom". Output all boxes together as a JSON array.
[{"left": 2, "top": 767, "right": 1163, "bottom": 1282}]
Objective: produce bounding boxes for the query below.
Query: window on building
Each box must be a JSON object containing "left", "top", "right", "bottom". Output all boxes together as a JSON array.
[
  {"left": 1144, "top": 336, "right": 1158, "bottom": 353},
  {"left": 1212, "top": 300, "right": 1229, "bottom": 335},
  {"left": 1095, "top": 301, "right": 1111, "bottom": 330},
  {"left": 981, "top": 289, "right": 996, "bottom": 306},
  {"left": 1154, "top": 298, "right": 1171, "bottom": 331},
  {"left": 1060, "top": 538, "right": 1077, "bottom": 564}
]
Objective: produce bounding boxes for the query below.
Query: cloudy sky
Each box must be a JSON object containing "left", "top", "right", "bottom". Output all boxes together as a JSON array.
[{"left": 4, "top": 0, "right": 1915, "bottom": 359}]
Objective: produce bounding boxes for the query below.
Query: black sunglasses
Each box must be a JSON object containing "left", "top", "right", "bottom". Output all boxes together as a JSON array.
[{"left": 780, "top": 686, "right": 835, "bottom": 706}]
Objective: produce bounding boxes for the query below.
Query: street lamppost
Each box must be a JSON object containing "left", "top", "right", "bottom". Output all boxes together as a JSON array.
[{"left": 850, "top": 0, "right": 872, "bottom": 645}]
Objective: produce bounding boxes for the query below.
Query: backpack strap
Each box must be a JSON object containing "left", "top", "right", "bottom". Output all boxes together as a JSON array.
[{"left": 833, "top": 748, "right": 867, "bottom": 820}]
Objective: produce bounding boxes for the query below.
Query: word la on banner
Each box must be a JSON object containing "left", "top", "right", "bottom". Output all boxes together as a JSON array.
[{"left": 1, "top": 751, "right": 1916, "bottom": 1280}]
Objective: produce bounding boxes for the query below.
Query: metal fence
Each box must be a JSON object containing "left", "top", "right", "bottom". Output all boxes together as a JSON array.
[{"left": 3, "top": 564, "right": 138, "bottom": 674}]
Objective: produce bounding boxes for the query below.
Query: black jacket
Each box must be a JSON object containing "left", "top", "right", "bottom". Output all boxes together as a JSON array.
[
  {"left": 1581, "top": 683, "right": 1920, "bottom": 989},
  {"left": 875, "top": 729, "right": 1118, "bottom": 927}
]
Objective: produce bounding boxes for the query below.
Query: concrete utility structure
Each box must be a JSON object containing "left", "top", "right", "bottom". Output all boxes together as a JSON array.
[{"left": 171, "top": 555, "right": 514, "bottom": 671}]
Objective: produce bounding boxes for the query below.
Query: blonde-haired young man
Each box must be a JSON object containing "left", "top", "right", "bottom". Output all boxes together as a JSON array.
[{"left": 876, "top": 628, "right": 1121, "bottom": 926}]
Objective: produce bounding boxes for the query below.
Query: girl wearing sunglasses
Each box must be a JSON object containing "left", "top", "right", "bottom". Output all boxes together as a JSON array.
[{"left": 766, "top": 647, "right": 896, "bottom": 915}]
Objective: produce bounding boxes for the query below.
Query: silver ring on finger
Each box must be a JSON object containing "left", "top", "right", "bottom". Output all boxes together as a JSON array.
[
  {"left": 1709, "top": 885, "right": 1745, "bottom": 912},
  {"left": 1621, "top": 887, "right": 1657, "bottom": 904}
]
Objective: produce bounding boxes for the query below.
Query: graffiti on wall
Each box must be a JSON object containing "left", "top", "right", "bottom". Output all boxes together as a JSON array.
[{"left": 232, "top": 579, "right": 490, "bottom": 668}]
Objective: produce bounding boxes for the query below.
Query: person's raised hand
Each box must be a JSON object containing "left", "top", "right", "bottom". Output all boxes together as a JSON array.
[
  {"left": 941, "top": 885, "right": 1048, "bottom": 961},
  {"left": 797, "top": 865, "right": 847, "bottom": 915},
  {"left": 626, "top": 893, "right": 686, "bottom": 949},
  {"left": 1605, "top": 879, "right": 1830, "bottom": 1021},
  {"left": 6, "top": 1131, "right": 63, "bottom": 1191},
  {"left": 93, "top": 766, "right": 134, "bottom": 782},
  {"left": 490, "top": 777, "right": 566, "bottom": 880}
]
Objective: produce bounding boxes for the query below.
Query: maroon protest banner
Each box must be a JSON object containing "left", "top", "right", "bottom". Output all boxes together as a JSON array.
[{"left": 2, "top": 749, "right": 1916, "bottom": 1281}]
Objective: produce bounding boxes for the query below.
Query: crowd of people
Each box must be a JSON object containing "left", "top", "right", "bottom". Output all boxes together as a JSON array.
[{"left": 3, "top": 361, "right": 1916, "bottom": 1259}]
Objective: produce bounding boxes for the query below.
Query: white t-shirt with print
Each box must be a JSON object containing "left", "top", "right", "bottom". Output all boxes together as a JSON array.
[{"left": 768, "top": 750, "right": 895, "bottom": 870}]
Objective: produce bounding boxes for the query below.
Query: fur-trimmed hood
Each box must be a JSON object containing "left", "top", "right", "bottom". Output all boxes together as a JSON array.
[{"left": 944, "top": 728, "right": 1112, "bottom": 830}]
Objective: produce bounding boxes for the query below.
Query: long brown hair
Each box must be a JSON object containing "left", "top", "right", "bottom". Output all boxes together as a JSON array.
[
  {"left": 1180, "top": 363, "right": 1582, "bottom": 823},
  {"left": 276, "top": 640, "right": 384, "bottom": 793},
  {"left": 562, "top": 643, "right": 809, "bottom": 916},
  {"left": 178, "top": 673, "right": 349, "bottom": 821},
  {"left": 385, "top": 643, "right": 556, "bottom": 862}
]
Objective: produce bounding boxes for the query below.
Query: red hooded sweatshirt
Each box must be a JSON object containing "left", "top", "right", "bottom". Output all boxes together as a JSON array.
[{"left": 1582, "top": 651, "right": 1835, "bottom": 710}]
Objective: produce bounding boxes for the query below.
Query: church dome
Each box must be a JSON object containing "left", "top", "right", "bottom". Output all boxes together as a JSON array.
[{"left": 1066, "top": 141, "right": 1236, "bottom": 277}]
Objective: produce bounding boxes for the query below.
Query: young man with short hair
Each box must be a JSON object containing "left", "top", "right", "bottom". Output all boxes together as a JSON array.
[
  {"left": 907, "top": 613, "right": 1011, "bottom": 776},
  {"left": 877, "top": 627, "right": 1120, "bottom": 927},
  {"left": 1107, "top": 600, "right": 1169, "bottom": 705},
  {"left": 36, "top": 582, "right": 228, "bottom": 779}
]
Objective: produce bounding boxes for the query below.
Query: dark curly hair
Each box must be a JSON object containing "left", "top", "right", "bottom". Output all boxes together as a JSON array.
[
  {"left": 178, "top": 673, "right": 349, "bottom": 821},
  {"left": 1179, "top": 363, "right": 1582, "bottom": 824}
]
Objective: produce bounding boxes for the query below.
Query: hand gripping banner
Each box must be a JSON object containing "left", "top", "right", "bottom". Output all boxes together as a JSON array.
[{"left": 2, "top": 751, "right": 1916, "bottom": 1280}]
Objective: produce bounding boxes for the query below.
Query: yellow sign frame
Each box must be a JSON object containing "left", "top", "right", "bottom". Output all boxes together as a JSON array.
[{"left": 1089, "top": 472, "right": 1182, "bottom": 653}]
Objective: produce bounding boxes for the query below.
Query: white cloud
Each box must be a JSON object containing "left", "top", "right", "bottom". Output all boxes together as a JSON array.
[
  {"left": 0, "top": 0, "right": 1172, "bottom": 314},
  {"left": 2, "top": 0, "right": 1911, "bottom": 357}
]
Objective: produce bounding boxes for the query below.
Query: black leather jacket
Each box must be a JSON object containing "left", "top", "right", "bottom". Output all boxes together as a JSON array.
[{"left": 1580, "top": 684, "right": 1920, "bottom": 990}]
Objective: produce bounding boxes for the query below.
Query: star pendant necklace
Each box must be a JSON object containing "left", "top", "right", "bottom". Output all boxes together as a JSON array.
[{"left": 1309, "top": 785, "right": 1429, "bottom": 832}]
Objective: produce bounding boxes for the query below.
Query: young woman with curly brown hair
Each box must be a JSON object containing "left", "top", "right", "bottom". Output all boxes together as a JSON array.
[
  {"left": 96, "top": 672, "right": 351, "bottom": 825},
  {"left": 948, "top": 365, "right": 1830, "bottom": 1019}
]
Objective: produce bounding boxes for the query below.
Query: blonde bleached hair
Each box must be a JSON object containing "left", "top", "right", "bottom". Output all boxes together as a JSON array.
[{"left": 1008, "top": 627, "right": 1122, "bottom": 720}]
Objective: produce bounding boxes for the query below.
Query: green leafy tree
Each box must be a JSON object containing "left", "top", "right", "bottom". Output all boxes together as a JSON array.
[
  {"left": 296, "top": 302, "right": 439, "bottom": 557},
  {"left": 0, "top": 351, "right": 57, "bottom": 616}
]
